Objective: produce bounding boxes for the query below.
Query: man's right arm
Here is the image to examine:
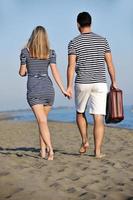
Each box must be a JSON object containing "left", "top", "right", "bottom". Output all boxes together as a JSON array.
[
  {"left": 105, "top": 52, "right": 117, "bottom": 88},
  {"left": 67, "top": 54, "right": 76, "bottom": 98}
]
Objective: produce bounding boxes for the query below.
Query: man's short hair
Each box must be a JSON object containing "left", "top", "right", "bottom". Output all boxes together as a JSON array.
[{"left": 77, "top": 12, "right": 92, "bottom": 27}]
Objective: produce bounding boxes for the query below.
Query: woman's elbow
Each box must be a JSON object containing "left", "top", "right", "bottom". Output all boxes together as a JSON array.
[{"left": 19, "top": 71, "right": 26, "bottom": 77}]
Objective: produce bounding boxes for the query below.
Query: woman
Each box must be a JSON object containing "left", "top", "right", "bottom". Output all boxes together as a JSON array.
[{"left": 19, "top": 26, "right": 69, "bottom": 160}]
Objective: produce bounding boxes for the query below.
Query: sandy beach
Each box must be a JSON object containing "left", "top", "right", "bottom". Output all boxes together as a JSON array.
[{"left": 0, "top": 118, "right": 133, "bottom": 200}]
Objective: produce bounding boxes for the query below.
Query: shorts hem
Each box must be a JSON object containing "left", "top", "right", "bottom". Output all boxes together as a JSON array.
[
  {"left": 89, "top": 111, "right": 106, "bottom": 116},
  {"left": 76, "top": 109, "right": 86, "bottom": 113}
]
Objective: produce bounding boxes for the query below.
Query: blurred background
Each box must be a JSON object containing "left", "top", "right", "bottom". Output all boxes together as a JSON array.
[{"left": 0, "top": 0, "right": 133, "bottom": 111}]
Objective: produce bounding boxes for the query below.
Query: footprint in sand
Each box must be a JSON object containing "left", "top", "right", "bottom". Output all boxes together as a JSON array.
[
  {"left": 58, "top": 168, "right": 65, "bottom": 172},
  {"left": 91, "top": 168, "right": 97, "bottom": 172},
  {"left": 79, "top": 192, "right": 96, "bottom": 199},
  {"left": 105, "top": 186, "right": 112, "bottom": 190},
  {"left": 102, "top": 194, "right": 107, "bottom": 198},
  {"left": 32, "top": 162, "right": 47, "bottom": 169},
  {"left": 102, "top": 176, "right": 110, "bottom": 181},
  {"left": 0, "top": 172, "right": 10, "bottom": 176},
  {"left": 70, "top": 176, "right": 80, "bottom": 181},
  {"left": 82, "top": 167, "right": 88, "bottom": 170},
  {"left": 5, "top": 188, "right": 24, "bottom": 199},
  {"left": 103, "top": 160, "right": 115, "bottom": 166},
  {"left": 81, "top": 184, "right": 88, "bottom": 189},
  {"left": 117, "top": 182, "right": 125, "bottom": 186},
  {"left": 112, "top": 162, "right": 123, "bottom": 169},
  {"left": 49, "top": 182, "right": 61, "bottom": 189},
  {"left": 91, "top": 180, "right": 100, "bottom": 184},
  {"left": 67, "top": 187, "right": 76, "bottom": 193},
  {"left": 122, "top": 161, "right": 132, "bottom": 168},
  {"left": 56, "top": 178, "right": 64, "bottom": 181},
  {"left": 16, "top": 153, "right": 23, "bottom": 157},
  {"left": 102, "top": 170, "right": 108, "bottom": 174},
  {"left": 118, "top": 188, "right": 124, "bottom": 191},
  {"left": 5, "top": 194, "right": 12, "bottom": 199}
]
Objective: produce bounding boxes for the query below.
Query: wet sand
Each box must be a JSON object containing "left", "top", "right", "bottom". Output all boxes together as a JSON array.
[{"left": 0, "top": 120, "right": 133, "bottom": 200}]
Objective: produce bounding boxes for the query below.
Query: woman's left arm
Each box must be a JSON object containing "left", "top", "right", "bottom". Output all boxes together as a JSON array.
[{"left": 50, "top": 63, "right": 67, "bottom": 95}]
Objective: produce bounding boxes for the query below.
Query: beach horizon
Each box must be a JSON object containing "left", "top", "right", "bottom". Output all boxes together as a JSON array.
[{"left": 0, "top": 105, "right": 133, "bottom": 130}]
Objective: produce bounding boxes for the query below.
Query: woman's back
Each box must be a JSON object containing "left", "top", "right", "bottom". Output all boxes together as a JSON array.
[{"left": 20, "top": 48, "right": 56, "bottom": 76}]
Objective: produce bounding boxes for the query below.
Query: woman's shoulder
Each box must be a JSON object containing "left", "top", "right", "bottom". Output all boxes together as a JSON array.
[
  {"left": 21, "top": 47, "right": 29, "bottom": 55},
  {"left": 21, "top": 47, "right": 27, "bottom": 52},
  {"left": 49, "top": 49, "right": 56, "bottom": 58},
  {"left": 49, "top": 49, "right": 56, "bottom": 63}
]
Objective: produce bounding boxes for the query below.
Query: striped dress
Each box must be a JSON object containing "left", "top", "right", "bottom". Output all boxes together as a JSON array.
[{"left": 20, "top": 48, "right": 56, "bottom": 107}]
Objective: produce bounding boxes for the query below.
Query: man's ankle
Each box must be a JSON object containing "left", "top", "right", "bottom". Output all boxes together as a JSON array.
[{"left": 94, "top": 149, "right": 101, "bottom": 156}]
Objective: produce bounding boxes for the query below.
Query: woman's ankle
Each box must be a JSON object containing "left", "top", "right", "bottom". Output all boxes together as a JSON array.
[
  {"left": 47, "top": 146, "right": 53, "bottom": 153},
  {"left": 82, "top": 139, "right": 89, "bottom": 146}
]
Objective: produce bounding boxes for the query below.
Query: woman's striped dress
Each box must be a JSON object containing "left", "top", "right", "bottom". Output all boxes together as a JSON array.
[{"left": 20, "top": 48, "right": 56, "bottom": 107}]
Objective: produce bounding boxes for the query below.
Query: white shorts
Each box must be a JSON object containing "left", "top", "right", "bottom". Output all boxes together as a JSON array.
[{"left": 75, "top": 83, "right": 108, "bottom": 115}]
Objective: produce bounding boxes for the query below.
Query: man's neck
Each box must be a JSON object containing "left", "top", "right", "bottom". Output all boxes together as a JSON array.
[{"left": 80, "top": 27, "right": 91, "bottom": 34}]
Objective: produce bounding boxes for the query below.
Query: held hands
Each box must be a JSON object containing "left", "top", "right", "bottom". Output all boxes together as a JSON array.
[
  {"left": 62, "top": 87, "right": 73, "bottom": 99},
  {"left": 66, "top": 87, "right": 73, "bottom": 99}
]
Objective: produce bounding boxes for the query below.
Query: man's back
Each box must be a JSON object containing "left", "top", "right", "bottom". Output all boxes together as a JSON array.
[{"left": 68, "top": 32, "right": 111, "bottom": 84}]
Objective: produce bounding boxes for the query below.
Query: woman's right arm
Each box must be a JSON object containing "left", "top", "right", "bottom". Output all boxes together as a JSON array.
[
  {"left": 19, "top": 49, "right": 27, "bottom": 77},
  {"left": 19, "top": 64, "right": 27, "bottom": 77}
]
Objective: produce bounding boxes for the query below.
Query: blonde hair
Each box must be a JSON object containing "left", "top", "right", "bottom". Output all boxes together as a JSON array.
[{"left": 27, "top": 26, "right": 50, "bottom": 59}]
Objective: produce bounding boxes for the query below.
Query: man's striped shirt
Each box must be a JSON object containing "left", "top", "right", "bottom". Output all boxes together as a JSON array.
[{"left": 68, "top": 32, "right": 111, "bottom": 84}]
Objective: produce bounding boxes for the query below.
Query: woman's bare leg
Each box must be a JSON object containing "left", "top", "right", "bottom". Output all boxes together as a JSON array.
[
  {"left": 32, "top": 104, "right": 54, "bottom": 160},
  {"left": 39, "top": 106, "right": 51, "bottom": 157}
]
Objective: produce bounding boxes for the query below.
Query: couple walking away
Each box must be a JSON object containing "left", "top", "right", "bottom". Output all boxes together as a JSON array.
[{"left": 19, "top": 12, "right": 117, "bottom": 161}]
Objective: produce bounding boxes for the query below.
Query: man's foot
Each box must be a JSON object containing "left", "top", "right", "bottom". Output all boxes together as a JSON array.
[{"left": 79, "top": 142, "right": 89, "bottom": 154}]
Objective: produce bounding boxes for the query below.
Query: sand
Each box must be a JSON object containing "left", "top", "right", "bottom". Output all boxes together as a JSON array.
[{"left": 0, "top": 119, "right": 133, "bottom": 200}]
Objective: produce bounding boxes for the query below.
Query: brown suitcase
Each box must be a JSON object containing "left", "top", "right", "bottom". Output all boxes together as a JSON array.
[{"left": 105, "top": 87, "right": 124, "bottom": 124}]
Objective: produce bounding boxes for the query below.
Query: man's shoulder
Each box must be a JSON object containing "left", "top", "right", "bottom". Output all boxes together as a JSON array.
[
  {"left": 70, "top": 32, "right": 106, "bottom": 42},
  {"left": 92, "top": 32, "right": 106, "bottom": 41},
  {"left": 69, "top": 34, "right": 83, "bottom": 44}
]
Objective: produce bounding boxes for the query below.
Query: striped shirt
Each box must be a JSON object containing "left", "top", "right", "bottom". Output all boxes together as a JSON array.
[{"left": 68, "top": 32, "right": 111, "bottom": 84}]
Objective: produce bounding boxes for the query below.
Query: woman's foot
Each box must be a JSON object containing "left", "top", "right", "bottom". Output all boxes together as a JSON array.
[
  {"left": 40, "top": 148, "right": 47, "bottom": 158},
  {"left": 47, "top": 148, "right": 54, "bottom": 160},
  {"left": 48, "top": 151, "right": 54, "bottom": 160},
  {"left": 40, "top": 147, "right": 50, "bottom": 159},
  {"left": 79, "top": 142, "right": 89, "bottom": 154}
]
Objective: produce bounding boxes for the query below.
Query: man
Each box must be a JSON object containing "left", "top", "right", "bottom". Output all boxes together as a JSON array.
[{"left": 67, "top": 12, "right": 117, "bottom": 158}]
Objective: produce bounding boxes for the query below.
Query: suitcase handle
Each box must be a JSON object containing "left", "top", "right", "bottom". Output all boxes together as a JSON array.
[{"left": 110, "top": 86, "right": 122, "bottom": 92}]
